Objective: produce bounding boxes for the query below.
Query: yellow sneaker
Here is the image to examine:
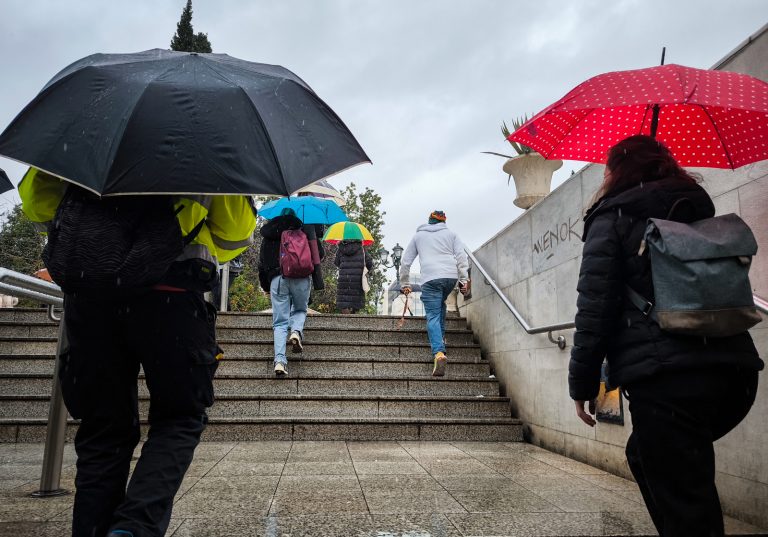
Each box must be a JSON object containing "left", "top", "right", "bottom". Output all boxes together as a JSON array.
[{"left": 432, "top": 352, "right": 447, "bottom": 377}]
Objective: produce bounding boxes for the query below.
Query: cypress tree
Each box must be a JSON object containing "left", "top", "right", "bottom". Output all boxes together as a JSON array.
[{"left": 170, "top": 0, "right": 212, "bottom": 53}]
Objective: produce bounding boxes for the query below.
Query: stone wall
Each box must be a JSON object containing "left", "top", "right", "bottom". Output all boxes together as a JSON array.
[{"left": 460, "top": 23, "right": 768, "bottom": 527}]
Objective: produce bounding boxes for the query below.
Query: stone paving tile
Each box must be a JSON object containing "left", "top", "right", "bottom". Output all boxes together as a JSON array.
[
  {"left": 173, "top": 515, "right": 375, "bottom": 537},
  {"left": 447, "top": 512, "right": 604, "bottom": 536},
  {"left": 0, "top": 464, "right": 43, "bottom": 481},
  {"left": 183, "top": 475, "right": 280, "bottom": 497},
  {"left": 419, "top": 459, "right": 499, "bottom": 476},
  {"left": 538, "top": 489, "right": 648, "bottom": 513},
  {"left": 358, "top": 474, "right": 444, "bottom": 493},
  {"left": 220, "top": 448, "right": 288, "bottom": 463},
  {"left": 276, "top": 474, "right": 360, "bottom": 493},
  {"left": 364, "top": 490, "right": 468, "bottom": 515},
  {"left": 207, "top": 460, "right": 284, "bottom": 476},
  {"left": 434, "top": 474, "right": 525, "bottom": 492},
  {"left": 188, "top": 442, "right": 235, "bottom": 461},
  {"left": 286, "top": 450, "right": 352, "bottom": 463},
  {"left": 0, "top": 521, "right": 73, "bottom": 537},
  {"left": 353, "top": 460, "right": 427, "bottom": 475},
  {"left": 368, "top": 514, "right": 463, "bottom": 537},
  {"left": 283, "top": 461, "right": 356, "bottom": 475},
  {"left": 510, "top": 473, "right": 601, "bottom": 493},
  {"left": 172, "top": 492, "right": 274, "bottom": 518},
  {"left": 578, "top": 472, "right": 642, "bottom": 493},
  {"left": 488, "top": 458, "right": 570, "bottom": 476},
  {"left": 226, "top": 440, "right": 292, "bottom": 453},
  {"left": 449, "top": 489, "right": 563, "bottom": 514},
  {"left": 269, "top": 490, "right": 369, "bottom": 516}
]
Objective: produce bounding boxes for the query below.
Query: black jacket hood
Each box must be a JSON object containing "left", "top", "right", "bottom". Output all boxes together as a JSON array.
[{"left": 583, "top": 178, "right": 715, "bottom": 240}]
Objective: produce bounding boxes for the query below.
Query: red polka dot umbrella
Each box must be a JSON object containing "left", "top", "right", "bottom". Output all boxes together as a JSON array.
[{"left": 508, "top": 64, "right": 768, "bottom": 169}]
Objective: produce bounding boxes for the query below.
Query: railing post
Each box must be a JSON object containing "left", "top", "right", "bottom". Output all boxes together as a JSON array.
[
  {"left": 219, "top": 263, "right": 230, "bottom": 312},
  {"left": 31, "top": 313, "right": 69, "bottom": 498}
]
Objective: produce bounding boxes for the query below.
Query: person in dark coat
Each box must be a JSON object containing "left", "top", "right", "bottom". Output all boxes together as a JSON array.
[
  {"left": 334, "top": 239, "right": 373, "bottom": 313},
  {"left": 569, "top": 135, "right": 763, "bottom": 537}
]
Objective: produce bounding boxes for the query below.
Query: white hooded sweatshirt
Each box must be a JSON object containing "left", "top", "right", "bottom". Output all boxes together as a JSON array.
[{"left": 399, "top": 222, "right": 469, "bottom": 286}]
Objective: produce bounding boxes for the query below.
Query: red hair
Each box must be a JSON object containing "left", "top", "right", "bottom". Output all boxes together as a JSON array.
[{"left": 596, "top": 135, "right": 698, "bottom": 200}]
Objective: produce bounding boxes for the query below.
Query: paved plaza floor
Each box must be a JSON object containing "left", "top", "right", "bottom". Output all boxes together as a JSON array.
[{"left": 1, "top": 441, "right": 766, "bottom": 536}]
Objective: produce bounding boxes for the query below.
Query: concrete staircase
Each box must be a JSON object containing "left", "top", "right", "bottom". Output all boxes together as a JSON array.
[{"left": 0, "top": 308, "right": 523, "bottom": 442}]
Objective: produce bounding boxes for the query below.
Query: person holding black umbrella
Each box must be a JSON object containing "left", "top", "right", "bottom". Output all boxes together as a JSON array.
[
  {"left": 2, "top": 48, "right": 369, "bottom": 537},
  {"left": 19, "top": 167, "right": 257, "bottom": 537}
]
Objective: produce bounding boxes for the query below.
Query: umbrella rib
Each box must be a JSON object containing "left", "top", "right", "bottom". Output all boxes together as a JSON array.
[
  {"left": 699, "top": 104, "right": 735, "bottom": 169},
  {"left": 542, "top": 107, "right": 601, "bottom": 161},
  {"left": 200, "top": 60, "right": 289, "bottom": 194}
]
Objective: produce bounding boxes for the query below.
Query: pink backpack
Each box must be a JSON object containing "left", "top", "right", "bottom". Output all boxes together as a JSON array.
[{"left": 279, "top": 229, "right": 314, "bottom": 278}]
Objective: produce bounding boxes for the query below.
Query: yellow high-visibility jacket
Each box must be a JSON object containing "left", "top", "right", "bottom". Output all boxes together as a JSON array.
[{"left": 18, "top": 168, "right": 256, "bottom": 267}]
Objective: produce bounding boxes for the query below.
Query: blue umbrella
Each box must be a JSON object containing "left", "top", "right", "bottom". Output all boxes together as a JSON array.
[
  {"left": 0, "top": 168, "right": 12, "bottom": 194},
  {"left": 259, "top": 196, "right": 348, "bottom": 224}
]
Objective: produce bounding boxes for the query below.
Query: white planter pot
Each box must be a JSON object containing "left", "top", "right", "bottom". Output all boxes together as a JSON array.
[{"left": 503, "top": 153, "right": 563, "bottom": 209}]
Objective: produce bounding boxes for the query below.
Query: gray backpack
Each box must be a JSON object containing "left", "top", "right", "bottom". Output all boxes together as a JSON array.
[{"left": 626, "top": 210, "right": 762, "bottom": 337}]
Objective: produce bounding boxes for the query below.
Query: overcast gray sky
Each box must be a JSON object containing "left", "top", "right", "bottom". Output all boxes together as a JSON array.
[{"left": 1, "top": 0, "right": 766, "bottom": 277}]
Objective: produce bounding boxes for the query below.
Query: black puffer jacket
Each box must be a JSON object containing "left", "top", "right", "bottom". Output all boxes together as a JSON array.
[
  {"left": 334, "top": 240, "right": 373, "bottom": 311},
  {"left": 569, "top": 178, "right": 763, "bottom": 401},
  {"left": 257, "top": 214, "right": 304, "bottom": 293}
]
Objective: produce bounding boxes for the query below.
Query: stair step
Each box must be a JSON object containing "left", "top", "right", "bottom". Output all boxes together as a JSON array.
[
  {"left": 0, "top": 355, "right": 491, "bottom": 378},
  {"left": 0, "top": 417, "right": 523, "bottom": 442},
  {"left": 0, "top": 374, "right": 501, "bottom": 397},
  {"left": 0, "top": 322, "right": 475, "bottom": 345},
  {"left": 0, "top": 338, "right": 483, "bottom": 360},
  {"left": 0, "top": 394, "right": 511, "bottom": 420},
  {"left": 0, "top": 309, "right": 469, "bottom": 331}
]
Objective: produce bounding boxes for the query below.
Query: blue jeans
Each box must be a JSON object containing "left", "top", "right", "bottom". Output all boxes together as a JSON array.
[
  {"left": 270, "top": 275, "right": 311, "bottom": 366},
  {"left": 420, "top": 278, "right": 457, "bottom": 355}
]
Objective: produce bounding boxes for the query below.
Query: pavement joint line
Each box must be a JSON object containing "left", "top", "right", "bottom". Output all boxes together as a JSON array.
[
  {"left": 267, "top": 440, "right": 292, "bottom": 515},
  {"left": 346, "top": 440, "right": 371, "bottom": 516}
]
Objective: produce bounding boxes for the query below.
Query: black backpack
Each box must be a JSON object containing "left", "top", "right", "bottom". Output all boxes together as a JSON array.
[
  {"left": 626, "top": 200, "right": 761, "bottom": 337},
  {"left": 43, "top": 186, "right": 204, "bottom": 296}
]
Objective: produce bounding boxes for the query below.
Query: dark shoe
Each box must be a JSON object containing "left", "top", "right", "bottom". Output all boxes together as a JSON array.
[
  {"left": 107, "top": 532, "right": 134, "bottom": 537},
  {"left": 432, "top": 352, "right": 447, "bottom": 377},
  {"left": 289, "top": 331, "right": 303, "bottom": 353}
]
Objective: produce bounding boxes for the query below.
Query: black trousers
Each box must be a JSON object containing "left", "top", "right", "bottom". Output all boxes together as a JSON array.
[
  {"left": 625, "top": 366, "right": 759, "bottom": 537},
  {"left": 60, "top": 291, "right": 219, "bottom": 537}
]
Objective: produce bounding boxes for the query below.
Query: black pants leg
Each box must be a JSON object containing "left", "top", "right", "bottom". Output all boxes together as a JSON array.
[
  {"left": 60, "top": 298, "right": 142, "bottom": 537},
  {"left": 625, "top": 367, "right": 758, "bottom": 537},
  {"left": 110, "top": 291, "right": 218, "bottom": 537}
]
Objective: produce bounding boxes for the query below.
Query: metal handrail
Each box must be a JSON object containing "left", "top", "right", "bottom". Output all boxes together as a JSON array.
[
  {"left": 464, "top": 249, "right": 573, "bottom": 349},
  {"left": 0, "top": 267, "right": 68, "bottom": 497},
  {"left": 463, "top": 252, "right": 768, "bottom": 350},
  {"left": 0, "top": 268, "right": 63, "bottom": 311}
]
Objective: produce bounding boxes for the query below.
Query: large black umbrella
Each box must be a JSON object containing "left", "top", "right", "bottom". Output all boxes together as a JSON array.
[
  {"left": 0, "top": 168, "right": 12, "bottom": 194},
  {"left": 0, "top": 49, "right": 370, "bottom": 196}
]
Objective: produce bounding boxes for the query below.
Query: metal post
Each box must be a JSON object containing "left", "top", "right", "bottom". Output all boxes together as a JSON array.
[
  {"left": 32, "top": 314, "right": 69, "bottom": 498},
  {"left": 219, "top": 263, "right": 230, "bottom": 312}
]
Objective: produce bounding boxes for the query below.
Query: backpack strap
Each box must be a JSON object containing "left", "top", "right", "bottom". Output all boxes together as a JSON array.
[
  {"left": 183, "top": 218, "right": 206, "bottom": 247},
  {"left": 625, "top": 284, "right": 658, "bottom": 322},
  {"left": 173, "top": 203, "right": 207, "bottom": 247}
]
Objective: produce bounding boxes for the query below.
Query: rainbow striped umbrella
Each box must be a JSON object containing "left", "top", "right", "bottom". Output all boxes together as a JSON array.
[{"left": 322, "top": 221, "right": 374, "bottom": 245}]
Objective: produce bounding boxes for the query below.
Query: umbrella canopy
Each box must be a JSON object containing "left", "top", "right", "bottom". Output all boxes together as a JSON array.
[
  {"left": 509, "top": 64, "right": 768, "bottom": 169},
  {"left": 322, "top": 221, "right": 374, "bottom": 245},
  {"left": 0, "top": 49, "right": 370, "bottom": 196},
  {"left": 0, "top": 168, "right": 12, "bottom": 194},
  {"left": 294, "top": 178, "right": 346, "bottom": 206},
  {"left": 259, "top": 196, "right": 348, "bottom": 225}
]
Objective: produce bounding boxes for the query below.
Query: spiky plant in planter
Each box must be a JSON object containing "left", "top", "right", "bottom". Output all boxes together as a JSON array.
[{"left": 484, "top": 115, "right": 562, "bottom": 209}]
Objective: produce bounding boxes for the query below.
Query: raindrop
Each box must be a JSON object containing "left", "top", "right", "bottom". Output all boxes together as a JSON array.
[{"left": 63, "top": 143, "right": 68, "bottom": 152}]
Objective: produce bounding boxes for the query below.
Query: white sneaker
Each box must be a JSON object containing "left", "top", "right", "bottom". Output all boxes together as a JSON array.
[
  {"left": 289, "top": 331, "right": 303, "bottom": 353},
  {"left": 274, "top": 362, "right": 287, "bottom": 376}
]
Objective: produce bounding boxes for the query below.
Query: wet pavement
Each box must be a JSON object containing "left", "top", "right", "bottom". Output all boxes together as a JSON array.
[{"left": 1, "top": 441, "right": 766, "bottom": 536}]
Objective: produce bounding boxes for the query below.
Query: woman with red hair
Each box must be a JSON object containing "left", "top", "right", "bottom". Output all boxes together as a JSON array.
[{"left": 569, "top": 135, "right": 763, "bottom": 536}]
